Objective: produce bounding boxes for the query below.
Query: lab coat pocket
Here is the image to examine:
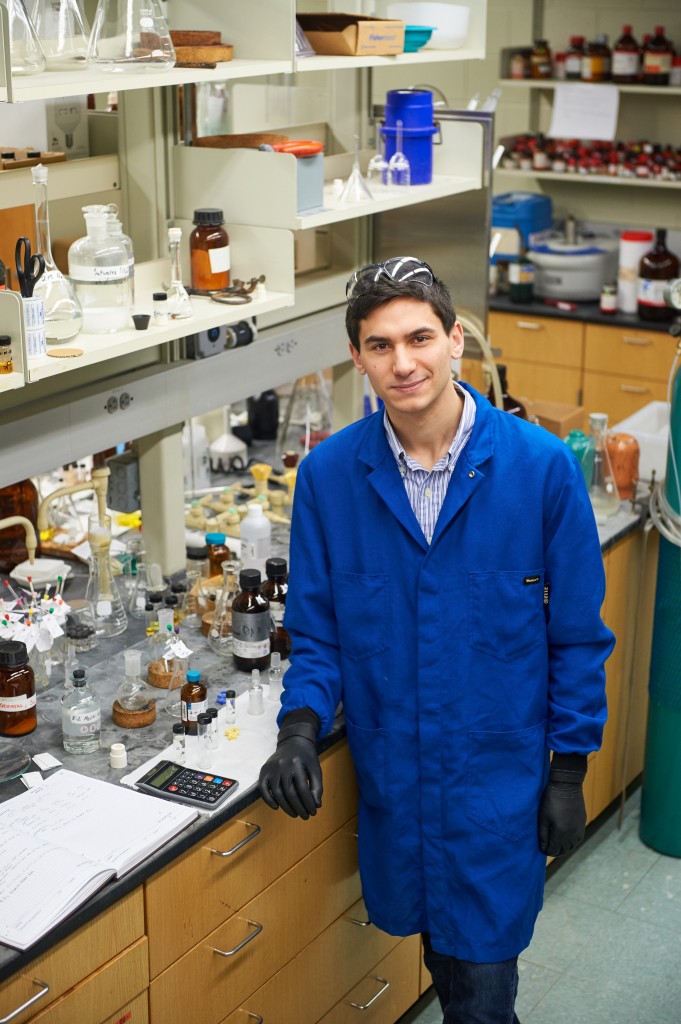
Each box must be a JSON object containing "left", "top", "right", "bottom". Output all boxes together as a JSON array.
[
  {"left": 466, "top": 721, "right": 548, "bottom": 841},
  {"left": 345, "top": 716, "right": 389, "bottom": 809},
  {"left": 330, "top": 571, "right": 390, "bottom": 662},
  {"left": 468, "top": 570, "right": 545, "bottom": 662}
]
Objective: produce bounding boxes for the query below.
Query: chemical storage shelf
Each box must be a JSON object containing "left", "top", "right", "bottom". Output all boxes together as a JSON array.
[
  {"left": 0, "top": 155, "right": 119, "bottom": 210},
  {"left": 0, "top": 372, "right": 25, "bottom": 393},
  {"left": 498, "top": 79, "right": 681, "bottom": 96},
  {"left": 495, "top": 168, "right": 681, "bottom": 190},
  {"left": 295, "top": 47, "right": 485, "bottom": 73}
]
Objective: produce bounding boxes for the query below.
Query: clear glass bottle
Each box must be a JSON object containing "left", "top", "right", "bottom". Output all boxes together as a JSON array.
[
  {"left": 268, "top": 651, "right": 283, "bottom": 703},
  {"left": 7, "top": 0, "right": 46, "bottom": 75},
  {"left": 85, "top": 513, "right": 128, "bottom": 636},
  {"left": 162, "top": 654, "right": 188, "bottom": 719},
  {"left": 88, "top": 0, "right": 176, "bottom": 71},
  {"left": 181, "top": 669, "right": 207, "bottom": 735},
  {"left": 232, "top": 568, "right": 271, "bottom": 672},
  {"left": 116, "top": 649, "right": 153, "bottom": 711},
  {"left": 0, "top": 641, "right": 37, "bottom": 737},
  {"left": 197, "top": 711, "right": 213, "bottom": 763},
  {"left": 30, "top": 0, "right": 89, "bottom": 70},
  {"left": 585, "top": 413, "right": 621, "bottom": 517},
  {"left": 31, "top": 163, "right": 83, "bottom": 341},
  {"left": 106, "top": 207, "right": 134, "bottom": 303},
  {"left": 248, "top": 669, "right": 264, "bottom": 716},
  {"left": 67, "top": 209, "right": 133, "bottom": 333},
  {"left": 208, "top": 559, "right": 242, "bottom": 659},
  {"left": 62, "top": 667, "right": 101, "bottom": 753},
  {"left": 172, "top": 721, "right": 185, "bottom": 761},
  {"left": 167, "top": 227, "right": 193, "bottom": 319}
]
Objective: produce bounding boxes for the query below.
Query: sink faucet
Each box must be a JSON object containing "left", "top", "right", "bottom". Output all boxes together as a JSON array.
[
  {"left": 37, "top": 466, "right": 110, "bottom": 533},
  {"left": 0, "top": 517, "right": 37, "bottom": 564}
]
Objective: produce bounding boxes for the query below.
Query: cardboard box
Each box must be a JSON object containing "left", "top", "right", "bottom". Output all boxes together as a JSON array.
[
  {"left": 45, "top": 97, "right": 89, "bottom": 161},
  {"left": 522, "top": 398, "right": 584, "bottom": 438},
  {"left": 297, "top": 14, "right": 405, "bottom": 56}
]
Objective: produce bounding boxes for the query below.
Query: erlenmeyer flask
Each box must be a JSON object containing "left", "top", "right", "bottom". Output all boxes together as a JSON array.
[
  {"left": 208, "top": 559, "right": 242, "bottom": 659},
  {"left": 8, "top": 0, "right": 47, "bottom": 75},
  {"left": 85, "top": 513, "right": 128, "bottom": 636},
  {"left": 162, "top": 655, "right": 188, "bottom": 718},
  {"left": 31, "top": 164, "right": 83, "bottom": 341},
  {"left": 387, "top": 120, "right": 411, "bottom": 187},
  {"left": 585, "top": 413, "right": 621, "bottom": 517},
  {"left": 340, "top": 134, "right": 373, "bottom": 203},
  {"left": 30, "top": 0, "right": 89, "bottom": 70},
  {"left": 88, "top": 0, "right": 175, "bottom": 71}
]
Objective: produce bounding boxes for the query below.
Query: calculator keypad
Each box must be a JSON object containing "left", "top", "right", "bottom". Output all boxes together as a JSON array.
[{"left": 163, "top": 769, "right": 236, "bottom": 805}]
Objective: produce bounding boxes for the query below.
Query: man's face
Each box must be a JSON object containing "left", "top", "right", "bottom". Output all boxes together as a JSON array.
[{"left": 349, "top": 297, "right": 464, "bottom": 422}]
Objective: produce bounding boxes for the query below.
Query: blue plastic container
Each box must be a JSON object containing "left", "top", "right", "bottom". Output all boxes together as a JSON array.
[
  {"left": 491, "top": 192, "right": 553, "bottom": 261},
  {"left": 381, "top": 89, "right": 438, "bottom": 185}
]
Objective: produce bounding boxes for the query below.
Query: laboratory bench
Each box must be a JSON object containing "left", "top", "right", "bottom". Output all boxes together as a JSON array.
[
  {"left": 488, "top": 294, "right": 673, "bottom": 333},
  {"left": 0, "top": 497, "right": 657, "bottom": 1024}
]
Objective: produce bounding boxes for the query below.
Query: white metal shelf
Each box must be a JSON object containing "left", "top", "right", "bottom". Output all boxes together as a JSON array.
[
  {"left": 296, "top": 47, "right": 485, "bottom": 73},
  {"left": 499, "top": 78, "right": 681, "bottom": 97},
  {"left": 0, "top": 155, "right": 119, "bottom": 210},
  {"left": 0, "top": 372, "right": 24, "bottom": 393},
  {"left": 496, "top": 168, "right": 681, "bottom": 190}
]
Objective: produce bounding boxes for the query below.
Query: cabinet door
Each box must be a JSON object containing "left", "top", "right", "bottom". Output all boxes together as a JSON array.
[
  {"left": 146, "top": 741, "right": 358, "bottom": 977},
  {"left": 503, "top": 359, "right": 582, "bottom": 405},
  {"left": 584, "top": 324, "right": 675, "bottom": 382},
  {"left": 489, "top": 313, "right": 584, "bottom": 369},
  {"left": 582, "top": 372, "right": 667, "bottom": 425},
  {"left": 317, "top": 935, "right": 421, "bottom": 1024}
]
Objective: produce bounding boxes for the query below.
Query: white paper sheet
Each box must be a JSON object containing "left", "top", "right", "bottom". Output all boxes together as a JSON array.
[{"left": 548, "top": 84, "right": 619, "bottom": 141}]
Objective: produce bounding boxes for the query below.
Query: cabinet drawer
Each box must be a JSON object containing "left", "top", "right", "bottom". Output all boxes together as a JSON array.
[
  {"left": 584, "top": 324, "right": 675, "bottom": 381},
  {"left": 502, "top": 359, "right": 582, "bottom": 406},
  {"left": 489, "top": 313, "right": 583, "bottom": 368},
  {"left": 146, "top": 740, "right": 357, "bottom": 977},
  {"left": 582, "top": 372, "right": 667, "bottom": 425},
  {"left": 318, "top": 935, "right": 421, "bottom": 1024},
  {"left": 218, "top": 897, "right": 402, "bottom": 1024},
  {"left": 26, "top": 938, "right": 147, "bottom": 1024},
  {"left": 0, "top": 889, "right": 144, "bottom": 1024},
  {"left": 149, "top": 819, "right": 360, "bottom": 1024},
  {"left": 101, "top": 991, "right": 148, "bottom": 1024}
]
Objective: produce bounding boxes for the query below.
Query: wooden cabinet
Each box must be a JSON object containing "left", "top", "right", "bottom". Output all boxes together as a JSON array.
[
  {"left": 488, "top": 311, "right": 584, "bottom": 405},
  {"left": 583, "top": 323, "right": 672, "bottom": 424},
  {"left": 317, "top": 935, "right": 421, "bottom": 1024},
  {"left": 581, "top": 373, "right": 667, "bottom": 426}
]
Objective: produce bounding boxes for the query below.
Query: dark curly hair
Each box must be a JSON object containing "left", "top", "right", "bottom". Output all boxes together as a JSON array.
[{"left": 346, "top": 267, "right": 457, "bottom": 351}]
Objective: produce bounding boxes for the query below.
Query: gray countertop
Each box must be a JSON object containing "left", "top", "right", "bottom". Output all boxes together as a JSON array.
[{"left": 489, "top": 295, "right": 674, "bottom": 333}]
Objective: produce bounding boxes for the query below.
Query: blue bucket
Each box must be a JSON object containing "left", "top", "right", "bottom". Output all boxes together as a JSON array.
[{"left": 381, "top": 89, "right": 438, "bottom": 184}]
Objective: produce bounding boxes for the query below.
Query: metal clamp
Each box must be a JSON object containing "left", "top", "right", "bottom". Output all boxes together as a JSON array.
[
  {"left": 0, "top": 980, "right": 50, "bottom": 1023},
  {"left": 349, "top": 976, "right": 390, "bottom": 1010},
  {"left": 210, "top": 821, "right": 261, "bottom": 858},
  {"left": 212, "top": 919, "right": 263, "bottom": 958}
]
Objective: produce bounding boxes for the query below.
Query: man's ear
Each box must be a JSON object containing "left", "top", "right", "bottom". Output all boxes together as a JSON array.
[
  {"left": 450, "top": 321, "right": 465, "bottom": 360},
  {"left": 349, "top": 340, "right": 366, "bottom": 374}
]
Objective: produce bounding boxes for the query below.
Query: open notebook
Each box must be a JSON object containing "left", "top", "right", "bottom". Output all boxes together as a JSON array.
[{"left": 0, "top": 770, "right": 197, "bottom": 950}]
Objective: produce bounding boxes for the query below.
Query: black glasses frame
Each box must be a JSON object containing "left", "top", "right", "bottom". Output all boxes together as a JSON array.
[{"left": 346, "top": 257, "right": 435, "bottom": 303}]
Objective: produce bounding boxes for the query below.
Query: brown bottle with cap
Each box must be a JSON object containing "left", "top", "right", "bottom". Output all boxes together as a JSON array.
[
  {"left": 260, "top": 557, "right": 292, "bottom": 660},
  {"left": 565, "top": 36, "right": 585, "bottom": 80},
  {"left": 0, "top": 641, "right": 37, "bottom": 736},
  {"left": 612, "top": 25, "right": 640, "bottom": 84},
  {"left": 190, "top": 208, "right": 230, "bottom": 293},
  {"left": 486, "top": 364, "right": 528, "bottom": 420},
  {"left": 637, "top": 229, "right": 680, "bottom": 322},
  {"left": 232, "top": 569, "right": 271, "bottom": 672},
  {"left": 642, "top": 26, "right": 674, "bottom": 86},
  {"left": 530, "top": 39, "right": 552, "bottom": 79}
]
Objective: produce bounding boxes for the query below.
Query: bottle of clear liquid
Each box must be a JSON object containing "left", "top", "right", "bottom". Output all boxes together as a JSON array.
[
  {"left": 30, "top": 0, "right": 89, "bottom": 70},
  {"left": 62, "top": 667, "right": 101, "bottom": 753},
  {"left": 31, "top": 163, "right": 83, "bottom": 341},
  {"left": 166, "top": 227, "right": 193, "bottom": 319},
  {"left": 240, "top": 503, "right": 271, "bottom": 576},
  {"left": 248, "top": 669, "right": 264, "bottom": 716},
  {"left": 208, "top": 559, "right": 242, "bottom": 659},
  {"left": 585, "top": 413, "right": 621, "bottom": 518},
  {"left": 106, "top": 207, "right": 134, "bottom": 303},
  {"left": 116, "top": 649, "right": 152, "bottom": 711},
  {"left": 88, "top": 0, "right": 176, "bottom": 71},
  {"left": 68, "top": 209, "right": 133, "bottom": 333}
]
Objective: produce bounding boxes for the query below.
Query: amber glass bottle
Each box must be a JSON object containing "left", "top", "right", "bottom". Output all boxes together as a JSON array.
[
  {"left": 205, "top": 532, "right": 231, "bottom": 577},
  {"left": 261, "top": 557, "right": 292, "bottom": 660},
  {"left": 189, "top": 208, "right": 230, "bottom": 292},
  {"left": 180, "top": 669, "right": 207, "bottom": 736},
  {"left": 487, "top": 364, "right": 528, "bottom": 419},
  {"left": 0, "top": 478, "right": 40, "bottom": 573},
  {"left": 0, "top": 641, "right": 37, "bottom": 736},
  {"left": 232, "top": 569, "right": 271, "bottom": 672},
  {"left": 565, "top": 36, "right": 585, "bottom": 80},
  {"left": 582, "top": 35, "right": 611, "bottom": 82},
  {"left": 530, "top": 39, "right": 552, "bottom": 79},
  {"left": 642, "top": 26, "right": 674, "bottom": 86},
  {"left": 637, "top": 229, "right": 680, "bottom": 322},
  {"left": 612, "top": 25, "right": 640, "bottom": 83}
]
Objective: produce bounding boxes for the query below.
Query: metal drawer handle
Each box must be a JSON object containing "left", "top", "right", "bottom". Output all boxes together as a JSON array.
[
  {"left": 349, "top": 915, "right": 372, "bottom": 927},
  {"left": 515, "top": 320, "right": 543, "bottom": 330},
  {"left": 0, "top": 980, "right": 50, "bottom": 1023},
  {"left": 212, "top": 919, "right": 263, "bottom": 958},
  {"left": 619, "top": 385, "right": 649, "bottom": 394},
  {"left": 210, "top": 821, "right": 261, "bottom": 858},
  {"left": 349, "top": 976, "right": 390, "bottom": 1010},
  {"left": 622, "top": 336, "right": 652, "bottom": 346},
  {"left": 236, "top": 1013, "right": 263, "bottom": 1023}
]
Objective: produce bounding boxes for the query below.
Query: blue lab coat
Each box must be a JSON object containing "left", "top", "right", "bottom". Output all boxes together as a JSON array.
[{"left": 280, "top": 383, "right": 613, "bottom": 962}]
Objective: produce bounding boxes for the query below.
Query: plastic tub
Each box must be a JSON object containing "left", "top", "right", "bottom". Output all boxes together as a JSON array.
[
  {"left": 387, "top": 3, "right": 469, "bottom": 49},
  {"left": 382, "top": 89, "right": 438, "bottom": 185},
  {"left": 403, "top": 25, "right": 436, "bottom": 51}
]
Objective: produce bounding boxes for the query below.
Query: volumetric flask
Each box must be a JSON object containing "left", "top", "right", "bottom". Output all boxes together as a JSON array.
[
  {"left": 585, "top": 413, "right": 621, "bottom": 518},
  {"left": 30, "top": 0, "right": 89, "bottom": 70},
  {"left": 85, "top": 513, "right": 128, "bottom": 636},
  {"left": 32, "top": 164, "right": 83, "bottom": 340},
  {"left": 88, "top": 0, "right": 175, "bottom": 70},
  {"left": 8, "top": 0, "right": 46, "bottom": 75}
]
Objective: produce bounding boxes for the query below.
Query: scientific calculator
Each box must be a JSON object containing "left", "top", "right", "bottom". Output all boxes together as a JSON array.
[{"left": 136, "top": 760, "right": 239, "bottom": 809}]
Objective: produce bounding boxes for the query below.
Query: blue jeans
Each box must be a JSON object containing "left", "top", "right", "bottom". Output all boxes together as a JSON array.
[{"left": 422, "top": 933, "right": 521, "bottom": 1024}]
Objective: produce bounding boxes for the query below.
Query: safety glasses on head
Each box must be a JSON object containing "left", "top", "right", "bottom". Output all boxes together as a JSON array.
[{"left": 346, "top": 256, "right": 435, "bottom": 303}]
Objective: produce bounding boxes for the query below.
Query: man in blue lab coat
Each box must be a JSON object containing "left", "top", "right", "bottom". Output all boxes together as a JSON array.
[{"left": 259, "top": 257, "right": 613, "bottom": 1023}]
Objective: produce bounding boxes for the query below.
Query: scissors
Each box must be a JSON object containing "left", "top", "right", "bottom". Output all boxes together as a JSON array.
[{"left": 15, "top": 237, "right": 45, "bottom": 298}]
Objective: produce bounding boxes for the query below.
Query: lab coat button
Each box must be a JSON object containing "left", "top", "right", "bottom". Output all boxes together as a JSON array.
[{"left": 468, "top": 470, "right": 475, "bottom": 478}]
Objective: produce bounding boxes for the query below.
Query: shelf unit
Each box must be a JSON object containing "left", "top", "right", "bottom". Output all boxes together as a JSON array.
[
  {"left": 0, "top": 154, "right": 119, "bottom": 207},
  {"left": 496, "top": 169, "right": 681, "bottom": 190},
  {"left": 498, "top": 79, "right": 681, "bottom": 97}
]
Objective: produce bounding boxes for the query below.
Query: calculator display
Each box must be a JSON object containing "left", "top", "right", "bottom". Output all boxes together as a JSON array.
[{"left": 148, "top": 762, "right": 179, "bottom": 788}]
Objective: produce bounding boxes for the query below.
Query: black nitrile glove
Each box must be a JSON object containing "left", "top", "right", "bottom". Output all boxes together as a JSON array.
[
  {"left": 538, "top": 753, "right": 588, "bottom": 857},
  {"left": 259, "top": 708, "right": 323, "bottom": 820}
]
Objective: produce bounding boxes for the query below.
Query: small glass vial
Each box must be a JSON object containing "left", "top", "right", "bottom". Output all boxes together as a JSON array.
[
  {"left": 207, "top": 706, "right": 220, "bottom": 749},
  {"left": 599, "top": 283, "right": 617, "bottom": 314},
  {"left": 62, "top": 668, "right": 101, "bottom": 754},
  {"left": 248, "top": 669, "right": 264, "bottom": 716},
  {"left": 0, "top": 336, "right": 12, "bottom": 374},
  {"left": 197, "top": 711, "right": 213, "bottom": 760},
  {"left": 0, "top": 641, "right": 37, "bottom": 737},
  {"left": 181, "top": 669, "right": 207, "bottom": 735},
  {"left": 232, "top": 569, "right": 271, "bottom": 672},
  {"left": 190, "top": 208, "right": 230, "bottom": 293},
  {"left": 268, "top": 652, "right": 284, "bottom": 703},
  {"left": 172, "top": 721, "right": 185, "bottom": 762},
  {"left": 153, "top": 291, "right": 168, "bottom": 325},
  {"left": 205, "top": 532, "right": 231, "bottom": 577},
  {"left": 224, "top": 688, "right": 237, "bottom": 724}
]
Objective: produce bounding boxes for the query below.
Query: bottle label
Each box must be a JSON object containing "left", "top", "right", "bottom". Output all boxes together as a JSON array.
[
  {"left": 232, "top": 609, "right": 271, "bottom": 642},
  {"left": 612, "top": 51, "right": 639, "bottom": 76},
  {"left": 643, "top": 52, "right": 672, "bottom": 75},
  {"left": 637, "top": 278, "right": 668, "bottom": 308},
  {"left": 565, "top": 54, "right": 581, "bottom": 76},
  {"left": 509, "top": 262, "right": 534, "bottom": 284},
  {"left": 208, "top": 246, "right": 231, "bottom": 274},
  {"left": 0, "top": 694, "right": 36, "bottom": 712},
  {"left": 68, "top": 263, "right": 130, "bottom": 282},
  {"left": 270, "top": 604, "right": 285, "bottom": 626},
  {"left": 69, "top": 708, "right": 101, "bottom": 733},
  {"left": 581, "top": 55, "right": 606, "bottom": 79},
  {"left": 182, "top": 699, "right": 207, "bottom": 722},
  {"left": 232, "top": 637, "right": 270, "bottom": 658}
]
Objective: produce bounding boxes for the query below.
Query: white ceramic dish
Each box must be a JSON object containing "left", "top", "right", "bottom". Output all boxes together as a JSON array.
[
  {"left": 10, "top": 558, "right": 72, "bottom": 588},
  {"left": 387, "top": 2, "right": 469, "bottom": 49}
]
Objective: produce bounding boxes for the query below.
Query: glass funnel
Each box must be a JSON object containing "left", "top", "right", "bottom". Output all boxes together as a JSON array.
[
  {"left": 340, "top": 135, "right": 373, "bottom": 203},
  {"left": 30, "top": 0, "right": 89, "bottom": 70},
  {"left": 161, "top": 655, "right": 188, "bottom": 718},
  {"left": 87, "top": 0, "right": 176, "bottom": 71},
  {"left": 585, "top": 413, "right": 621, "bottom": 517},
  {"left": 85, "top": 513, "right": 128, "bottom": 636},
  {"left": 208, "top": 559, "right": 242, "bottom": 659},
  {"left": 7, "top": 0, "right": 47, "bottom": 75},
  {"left": 31, "top": 164, "right": 83, "bottom": 341}
]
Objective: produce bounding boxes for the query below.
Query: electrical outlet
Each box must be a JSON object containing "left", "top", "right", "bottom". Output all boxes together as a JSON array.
[
  {"left": 119, "top": 392, "right": 132, "bottom": 410},
  {"left": 105, "top": 395, "right": 118, "bottom": 414}
]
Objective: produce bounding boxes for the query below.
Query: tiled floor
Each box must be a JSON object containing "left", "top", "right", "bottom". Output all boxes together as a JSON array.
[{"left": 398, "top": 790, "right": 681, "bottom": 1024}]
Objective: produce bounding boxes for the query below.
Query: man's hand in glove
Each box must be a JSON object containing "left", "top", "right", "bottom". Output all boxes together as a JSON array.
[
  {"left": 538, "top": 753, "right": 588, "bottom": 857},
  {"left": 259, "top": 708, "right": 323, "bottom": 820}
]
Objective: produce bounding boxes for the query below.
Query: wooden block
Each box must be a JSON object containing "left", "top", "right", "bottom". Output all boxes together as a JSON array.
[
  {"left": 0, "top": 148, "right": 66, "bottom": 170},
  {"left": 174, "top": 43, "right": 234, "bottom": 63},
  {"left": 170, "top": 30, "right": 222, "bottom": 46}
]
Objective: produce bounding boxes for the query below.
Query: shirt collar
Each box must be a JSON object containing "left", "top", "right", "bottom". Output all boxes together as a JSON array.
[{"left": 383, "top": 384, "right": 471, "bottom": 473}]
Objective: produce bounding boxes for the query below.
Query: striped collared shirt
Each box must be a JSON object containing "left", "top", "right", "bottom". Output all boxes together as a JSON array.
[{"left": 383, "top": 386, "right": 476, "bottom": 544}]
